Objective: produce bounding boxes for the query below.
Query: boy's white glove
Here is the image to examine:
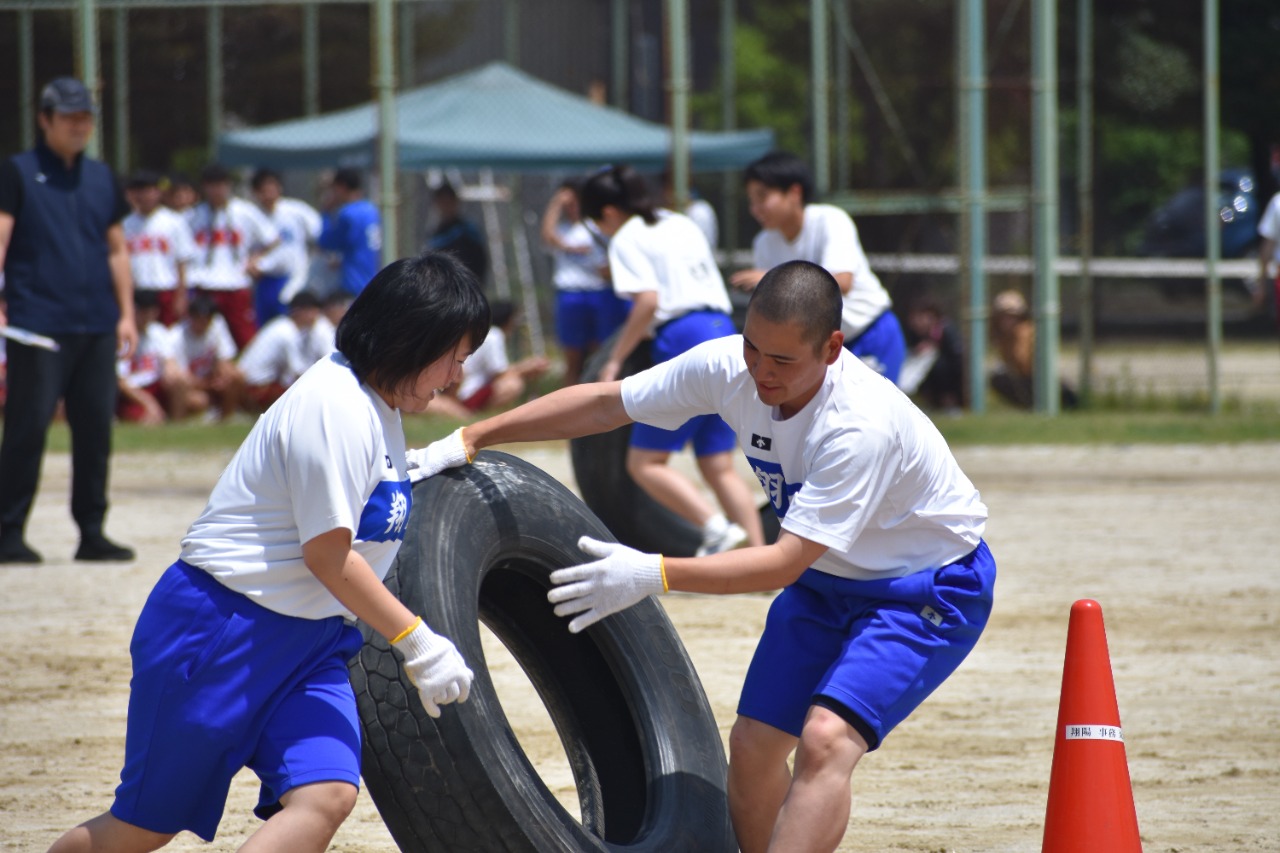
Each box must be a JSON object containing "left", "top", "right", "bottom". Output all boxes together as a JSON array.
[
  {"left": 406, "top": 428, "right": 470, "bottom": 483},
  {"left": 547, "top": 536, "right": 666, "bottom": 633},
  {"left": 393, "top": 619, "right": 474, "bottom": 718}
]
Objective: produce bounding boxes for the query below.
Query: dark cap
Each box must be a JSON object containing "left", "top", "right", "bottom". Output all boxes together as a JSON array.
[{"left": 40, "top": 77, "right": 97, "bottom": 115}]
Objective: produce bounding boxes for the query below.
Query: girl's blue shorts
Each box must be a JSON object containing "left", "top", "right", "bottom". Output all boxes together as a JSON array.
[
  {"left": 738, "top": 540, "right": 995, "bottom": 750},
  {"left": 629, "top": 309, "right": 738, "bottom": 457},
  {"left": 556, "top": 288, "right": 630, "bottom": 350},
  {"left": 111, "top": 559, "right": 364, "bottom": 841}
]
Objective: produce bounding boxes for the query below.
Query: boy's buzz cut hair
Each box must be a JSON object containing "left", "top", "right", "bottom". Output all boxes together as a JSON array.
[
  {"left": 743, "top": 151, "right": 814, "bottom": 206},
  {"left": 746, "top": 261, "right": 842, "bottom": 353}
]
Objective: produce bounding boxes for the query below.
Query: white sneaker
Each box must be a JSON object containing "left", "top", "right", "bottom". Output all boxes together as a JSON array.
[{"left": 697, "top": 522, "right": 748, "bottom": 557}]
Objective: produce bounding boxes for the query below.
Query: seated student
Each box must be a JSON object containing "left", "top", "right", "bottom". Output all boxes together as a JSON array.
[
  {"left": 430, "top": 300, "right": 550, "bottom": 419},
  {"left": 116, "top": 291, "right": 194, "bottom": 425},
  {"left": 988, "top": 289, "right": 1078, "bottom": 410},
  {"left": 238, "top": 292, "right": 337, "bottom": 412},
  {"left": 899, "top": 294, "right": 965, "bottom": 414},
  {"left": 176, "top": 295, "right": 245, "bottom": 422}
]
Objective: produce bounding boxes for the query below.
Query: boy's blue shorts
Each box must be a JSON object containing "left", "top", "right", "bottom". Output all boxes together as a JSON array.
[
  {"left": 629, "top": 309, "right": 738, "bottom": 456},
  {"left": 737, "top": 540, "right": 995, "bottom": 750},
  {"left": 111, "top": 560, "right": 364, "bottom": 841},
  {"left": 846, "top": 309, "right": 907, "bottom": 385},
  {"left": 556, "top": 288, "right": 629, "bottom": 350}
]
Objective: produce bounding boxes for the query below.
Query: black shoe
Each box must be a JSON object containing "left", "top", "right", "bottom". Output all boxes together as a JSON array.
[
  {"left": 75, "top": 535, "right": 135, "bottom": 562},
  {"left": 0, "top": 538, "right": 43, "bottom": 565}
]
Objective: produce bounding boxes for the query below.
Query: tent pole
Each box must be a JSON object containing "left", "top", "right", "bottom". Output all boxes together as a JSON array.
[{"left": 666, "top": 0, "right": 691, "bottom": 208}]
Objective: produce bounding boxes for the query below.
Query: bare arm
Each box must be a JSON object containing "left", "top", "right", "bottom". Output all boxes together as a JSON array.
[
  {"left": 465, "top": 381, "right": 632, "bottom": 456},
  {"left": 107, "top": 223, "right": 138, "bottom": 358},
  {"left": 598, "top": 289, "right": 658, "bottom": 382},
  {"left": 540, "top": 188, "right": 571, "bottom": 250},
  {"left": 0, "top": 211, "right": 12, "bottom": 326},
  {"left": 832, "top": 271, "right": 854, "bottom": 295},
  {"left": 664, "top": 531, "right": 828, "bottom": 594},
  {"left": 302, "top": 527, "right": 419, "bottom": 641}
]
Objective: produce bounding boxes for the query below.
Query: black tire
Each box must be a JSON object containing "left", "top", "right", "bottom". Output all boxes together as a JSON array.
[
  {"left": 570, "top": 336, "right": 779, "bottom": 556},
  {"left": 350, "top": 451, "right": 736, "bottom": 852}
]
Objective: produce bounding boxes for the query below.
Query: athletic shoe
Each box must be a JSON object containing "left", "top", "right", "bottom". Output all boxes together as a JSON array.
[
  {"left": 0, "top": 537, "right": 43, "bottom": 565},
  {"left": 75, "top": 535, "right": 136, "bottom": 562},
  {"left": 696, "top": 522, "right": 748, "bottom": 557}
]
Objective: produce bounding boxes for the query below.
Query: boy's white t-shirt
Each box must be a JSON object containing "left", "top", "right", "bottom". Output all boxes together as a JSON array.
[
  {"left": 117, "top": 321, "right": 178, "bottom": 388},
  {"left": 609, "top": 210, "right": 732, "bottom": 328},
  {"left": 238, "top": 314, "right": 336, "bottom": 387},
  {"left": 176, "top": 314, "right": 238, "bottom": 378},
  {"left": 620, "top": 336, "right": 986, "bottom": 579},
  {"left": 181, "top": 353, "right": 411, "bottom": 620},
  {"left": 1258, "top": 192, "right": 1280, "bottom": 263},
  {"left": 259, "top": 197, "right": 324, "bottom": 302},
  {"left": 188, "top": 197, "right": 280, "bottom": 291},
  {"left": 552, "top": 221, "right": 609, "bottom": 291},
  {"left": 457, "top": 325, "right": 508, "bottom": 400},
  {"left": 123, "top": 207, "right": 198, "bottom": 291},
  {"left": 752, "top": 203, "right": 892, "bottom": 338}
]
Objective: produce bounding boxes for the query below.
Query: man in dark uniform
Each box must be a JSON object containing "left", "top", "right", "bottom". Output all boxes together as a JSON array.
[{"left": 0, "top": 77, "right": 138, "bottom": 564}]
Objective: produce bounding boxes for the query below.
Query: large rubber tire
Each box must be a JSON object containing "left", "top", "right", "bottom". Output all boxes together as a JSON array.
[
  {"left": 350, "top": 451, "right": 736, "bottom": 852},
  {"left": 570, "top": 336, "right": 780, "bottom": 556}
]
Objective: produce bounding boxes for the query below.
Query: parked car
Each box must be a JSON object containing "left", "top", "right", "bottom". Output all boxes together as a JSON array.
[{"left": 1138, "top": 167, "right": 1261, "bottom": 298}]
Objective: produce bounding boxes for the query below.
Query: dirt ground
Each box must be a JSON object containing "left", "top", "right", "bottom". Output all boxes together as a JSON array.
[{"left": 2, "top": 440, "right": 1278, "bottom": 852}]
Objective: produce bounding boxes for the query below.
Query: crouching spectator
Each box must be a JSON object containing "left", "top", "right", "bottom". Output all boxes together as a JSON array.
[
  {"left": 116, "top": 291, "right": 194, "bottom": 424},
  {"left": 432, "top": 299, "right": 549, "bottom": 419},
  {"left": 238, "top": 291, "right": 336, "bottom": 412},
  {"left": 176, "top": 295, "right": 244, "bottom": 421}
]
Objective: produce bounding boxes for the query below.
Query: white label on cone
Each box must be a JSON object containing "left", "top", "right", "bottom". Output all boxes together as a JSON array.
[{"left": 1064, "top": 724, "right": 1124, "bottom": 742}]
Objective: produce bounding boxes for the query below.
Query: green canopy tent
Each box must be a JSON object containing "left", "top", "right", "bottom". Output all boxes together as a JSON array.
[{"left": 217, "top": 61, "right": 774, "bottom": 172}]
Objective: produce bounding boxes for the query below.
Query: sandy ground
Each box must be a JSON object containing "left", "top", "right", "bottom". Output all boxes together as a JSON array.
[{"left": 2, "top": 440, "right": 1278, "bottom": 852}]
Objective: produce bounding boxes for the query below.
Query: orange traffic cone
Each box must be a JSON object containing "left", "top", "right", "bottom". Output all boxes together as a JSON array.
[{"left": 1042, "top": 599, "right": 1142, "bottom": 852}]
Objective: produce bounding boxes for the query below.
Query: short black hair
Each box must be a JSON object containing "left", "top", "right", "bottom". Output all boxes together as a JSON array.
[
  {"left": 336, "top": 252, "right": 491, "bottom": 400},
  {"left": 200, "top": 162, "right": 231, "bottom": 185},
  {"left": 133, "top": 289, "right": 160, "bottom": 310},
  {"left": 288, "top": 291, "right": 322, "bottom": 312},
  {"left": 188, "top": 294, "right": 217, "bottom": 317},
  {"left": 488, "top": 299, "right": 516, "bottom": 329},
  {"left": 251, "top": 167, "right": 283, "bottom": 190},
  {"left": 743, "top": 151, "right": 814, "bottom": 206},
  {"left": 746, "top": 261, "right": 842, "bottom": 353},
  {"left": 127, "top": 169, "right": 162, "bottom": 190},
  {"left": 580, "top": 164, "right": 658, "bottom": 225},
  {"left": 434, "top": 181, "right": 459, "bottom": 201},
  {"left": 332, "top": 167, "right": 363, "bottom": 192}
]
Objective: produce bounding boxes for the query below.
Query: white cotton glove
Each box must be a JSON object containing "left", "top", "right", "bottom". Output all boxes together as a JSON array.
[
  {"left": 406, "top": 428, "right": 470, "bottom": 483},
  {"left": 393, "top": 619, "right": 474, "bottom": 718},
  {"left": 547, "top": 536, "right": 666, "bottom": 634}
]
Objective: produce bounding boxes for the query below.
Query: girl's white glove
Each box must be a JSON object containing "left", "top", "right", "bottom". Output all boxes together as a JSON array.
[
  {"left": 393, "top": 619, "right": 474, "bottom": 718},
  {"left": 547, "top": 536, "right": 666, "bottom": 633},
  {"left": 406, "top": 428, "right": 470, "bottom": 483}
]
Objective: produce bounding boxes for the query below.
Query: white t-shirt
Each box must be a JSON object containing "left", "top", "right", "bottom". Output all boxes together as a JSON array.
[
  {"left": 752, "top": 203, "right": 892, "bottom": 338},
  {"left": 123, "top": 207, "right": 198, "bottom": 291},
  {"left": 551, "top": 221, "right": 609, "bottom": 292},
  {"left": 181, "top": 353, "right": 412, "bottom": 620},
  {"left": 685, "top": 198, "right": 719, "bottom": 249},
  {"left": 259, "top": 197, "right": 324, "bottom": 302},
  {"left": 621, "top": 336, "right": 986, "bottom": 580},
  {"left": 456, "top": 325, "right": 509, "bottom": 400},
  {"left": 1257, "top": 192, "right": 1280, "bottom": 263},
  {"left": 609, "top": 210, "right": 732, "bottom": 328},
  {"left": 176, "top": 314, "right": 238, "bottom": 379},
  {"left": 188, "top": 198, "right": 279, "bottom": 291},
  {"left": 117, "top": 321, "right": 178, "bottom": 388},
  {"left": 238, "top": 314, "right": 336, "bottom": 387}
]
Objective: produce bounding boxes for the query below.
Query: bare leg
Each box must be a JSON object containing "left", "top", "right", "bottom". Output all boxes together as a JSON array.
[
  {"left": 488, "top": 373, "right": 527, "bottom": 408},
  {"left": 625, "top": 447, "right": 716, "bottom": 527},
  {"left": 238, "top": 781, "right": 357, "bottom": 853},
  {"left": 768, "top": 705, "right": 867, "bottom": 853},
  {"left": 47, "top": 811, "right": 174, "bottom": 853},
  {"left": 562, "top": 346, "right": 585, "bottom": 387},
  {"left": 728, "top": 716, "right": 798, "bottom": 853},
  {"left": 696, "top": 451, "right": 766, "bottom": 546}
]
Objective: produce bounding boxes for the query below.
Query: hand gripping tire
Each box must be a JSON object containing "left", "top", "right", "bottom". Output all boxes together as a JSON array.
[
  {"left": 570, "top": 337, "right": 780, "bottom": 556},
  {"left": 349, "top": 451, "right": 736, "bottom": 852}
]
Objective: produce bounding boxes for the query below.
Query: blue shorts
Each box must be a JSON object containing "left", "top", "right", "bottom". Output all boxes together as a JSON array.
[
  {"left": 630, "top": 310, "right": 737, "bottom": 456},
  {"left": 254, "top": 275, "right": 289, "bottom": 326},
  {"left": 737, "top": 540, "right": 995, "bottom": 750},
  {"left": 846, "top": 309, "right": 907, "bottom": 385},
  {"left": 556, "top": 288, "right": 630, "bottom": 350},
  {"left": 111, "top": 560, "right": 364, "bottom": 841}
]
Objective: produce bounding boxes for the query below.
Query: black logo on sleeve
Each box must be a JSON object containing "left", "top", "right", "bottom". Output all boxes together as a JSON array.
[{"left": 751, "top": 434, "right": 772, "bottom": 451}]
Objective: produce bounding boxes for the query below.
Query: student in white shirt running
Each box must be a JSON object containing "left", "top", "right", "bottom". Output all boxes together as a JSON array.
[
  {"left": 585, "top": 164, "right": 763, "bottom": 556},
  {"left": 48, "top": 252, "right": 491, "bottom": 853},
  {"left": 732, "top": 151, "right": 907, "bottom": 385},
  {"left": 415, "top": 260, "right": 995, "bottom": 852}
]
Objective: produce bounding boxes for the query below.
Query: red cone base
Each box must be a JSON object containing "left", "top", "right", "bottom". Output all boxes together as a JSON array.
[{"left": 1042, "top": 599, "right": 1142, "bottom": 852}]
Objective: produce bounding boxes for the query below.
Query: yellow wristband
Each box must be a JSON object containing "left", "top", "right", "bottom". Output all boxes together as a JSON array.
[
  {"left": 659, "top": 555, "right": 669, "bottom": 594},
  {"left": 390, "top": 616, "right": 422, "bottom": 644},
  {"left": 459, "top": 427, "right": 474, "bottom": 464}
]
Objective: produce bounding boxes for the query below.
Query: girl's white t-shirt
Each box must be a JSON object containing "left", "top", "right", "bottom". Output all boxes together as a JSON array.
[
  {"left": 181, "top": 353, "right": 412, "bottom": 620},
  {"left": 609, "top": 210, "right": 732, "bottom": 327},
  {"left": 621, "top": 336, "right": 986, "bottom": 579}
]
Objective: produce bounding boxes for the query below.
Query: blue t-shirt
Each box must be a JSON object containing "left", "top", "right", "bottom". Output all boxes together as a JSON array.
[{"left": 319, "top": 199, "right": 382, "bottom": 296}]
